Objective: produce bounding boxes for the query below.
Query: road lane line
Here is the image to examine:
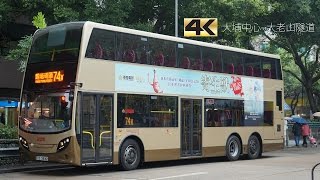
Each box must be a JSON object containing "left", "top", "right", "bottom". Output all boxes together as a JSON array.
[{"left": 149, "top": 172, "right": 208, "bottom": 180}]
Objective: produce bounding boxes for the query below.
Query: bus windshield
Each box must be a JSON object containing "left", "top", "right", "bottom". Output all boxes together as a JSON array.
[
  {"left": 29, "top": 22, "right": 83, "bottom": 63},
  {"left": 19, "top": 91, "right": 73, "bottom": 133}
]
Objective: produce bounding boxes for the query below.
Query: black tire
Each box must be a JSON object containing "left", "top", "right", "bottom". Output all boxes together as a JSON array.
[
  {"left": 226, "top": 135, "right": 241, "bottom": 161},
  {"left": 120, "top": 139, "right": 141, "bottom": 170},
  {"left": 247, "top": 135, "right": 261, "bottom": 160}
]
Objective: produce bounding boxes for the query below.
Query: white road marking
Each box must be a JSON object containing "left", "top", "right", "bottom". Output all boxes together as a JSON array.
[{"left": 149, "top": 172, "right": 208, "bottom": 180}]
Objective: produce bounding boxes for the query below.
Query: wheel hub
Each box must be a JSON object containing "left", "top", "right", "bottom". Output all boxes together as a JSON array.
[
  {"left": 229, "top": 140, "right": 239, "bottom": 157},
  {"left": 250, "top": 140, "right": 257, "bottom": 153},
  {"left": 124, "top": 146, "right": 137, "bottom": 165}
]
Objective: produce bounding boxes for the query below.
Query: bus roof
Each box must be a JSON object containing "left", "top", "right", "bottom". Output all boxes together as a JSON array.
[
  {"left": 86, "top": 21, "right": 280, "bottom": 59},
  {"left": 45, "top": 21, "right": 280, "bottom": 59}
]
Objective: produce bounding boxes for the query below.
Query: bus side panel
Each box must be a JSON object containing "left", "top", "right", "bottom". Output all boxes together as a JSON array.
[
  {"left": 262, "top": 79, "right": 284, "bottom": 151},
  {"left": 202, "top": 127, "right": 264, "bottom": 157},
  {"left": 113, "top": 128, "right": 180, "bottom": 163},
  {"left": 202, "top": 127, "right": 230, "bottom": 157},
  {"left": 77, "top": 59, "right": 115, "bottom": 92},
  {"left": 263, "top": 79, "right": 284, "bottom": 139}
]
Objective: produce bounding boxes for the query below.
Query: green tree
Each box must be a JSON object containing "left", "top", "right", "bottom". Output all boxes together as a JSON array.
[
  {"left": 19, "top": 0, "right": 132, "bottom": 26},
  {"left": 32, "top": 12, "right": 47, "bottom": 29},
  {"left": 134, "top": 0, "right": 176, "bottom": 35},
  {"left": 3, "top": 0, "right": 320, "bottom": 113},
  {"left": 0, "top": 1, "right": 12, "bottom": 52},
  {"left": 0, "top": 1, "right": 11, "bottom": 24},
  {"left": 280, "top": 49, "right": 302, "bottom": 115},
  {"left": 174, "top": 0, "right": 320, "bottom": 113},
  {"left": 179, "top": 0, "right": 269, "bottom": 48},
  {"left": 5, "top": 35, "right": 32, "bottom": 71},
  {"left": 6, "top": 12, "right": 47, "bottom": 71},
  {"left": 263, "top": 44, "right": 302, "bottom": 115},
  {"left": 178, "top": 0, "right": 320, "bottom": 113},
  {"left": 257, "top": 0, "right": 320, "bottom": 113},
  {"left": 3, "top": 0, "right": 134, "bottom": 70}
]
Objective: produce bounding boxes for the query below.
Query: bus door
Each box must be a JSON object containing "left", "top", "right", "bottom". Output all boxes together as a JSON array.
[
  {"left": 81, "top": 93, "right": 113, "bottom": 164},
  {"left": 181, "top": 98, "right": 202, "bottom": 157}
]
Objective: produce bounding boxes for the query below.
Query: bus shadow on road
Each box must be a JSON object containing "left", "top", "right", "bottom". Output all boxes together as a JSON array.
[
  {"left": 22, "top": 155, "right": 277, "bottom": 177},
  {"left": 141, "top": 155, "right": 277, "bottom": 170},
  {"left": 22, "top": 165, "right": 120, "bottom": 176}
]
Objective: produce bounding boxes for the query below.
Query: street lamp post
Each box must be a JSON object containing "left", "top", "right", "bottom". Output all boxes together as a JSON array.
[{"left": 175, "top": 0, "right": 178, "bottom": 37}]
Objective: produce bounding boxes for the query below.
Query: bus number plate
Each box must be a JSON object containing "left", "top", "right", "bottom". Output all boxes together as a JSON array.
[{"left": 36, "top": 156, "right": 48, "bottom": 161}]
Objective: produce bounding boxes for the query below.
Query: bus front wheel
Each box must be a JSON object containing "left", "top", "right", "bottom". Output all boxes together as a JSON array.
[
  {"left": 247, "top": 135, "right": 261, "bottom": 159},
  {"left": 226, "top": 135, "right": 241, "bottom": 161},
  {"left": 120, "top": 139, "right": 141, "bottom": 170}
]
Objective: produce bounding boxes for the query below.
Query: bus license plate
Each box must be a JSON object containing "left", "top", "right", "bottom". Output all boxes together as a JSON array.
[{"left": 36, "top": 156, "right": 48, "bottom": 161}]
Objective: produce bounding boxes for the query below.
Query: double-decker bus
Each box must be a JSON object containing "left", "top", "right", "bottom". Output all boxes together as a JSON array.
[{"left": 19, "top": 21, "right": 284, "bottom": 170}]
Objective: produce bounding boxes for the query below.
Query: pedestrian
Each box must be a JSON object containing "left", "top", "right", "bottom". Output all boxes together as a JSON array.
[
  {"left": 301, "top": 123, "right": 311, "bottom": 147},
  {"left": 292, "top": 122, "right": 302, "bottom": 147}
]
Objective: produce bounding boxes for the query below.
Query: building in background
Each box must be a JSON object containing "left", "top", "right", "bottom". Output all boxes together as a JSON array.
[
  {"left": 0, "top": 60, "right": 23, "bottom": 126},
  {"left": 0, "top": 15, "right": 34, "bottom": 127}
]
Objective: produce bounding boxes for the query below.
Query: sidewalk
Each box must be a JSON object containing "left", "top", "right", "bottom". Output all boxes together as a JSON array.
[
  {"left": 286, "top": 139, "right": 298, "bottom": 148},
  {"left": 286, "top": 139, "right": 318, "bottom": 148}
]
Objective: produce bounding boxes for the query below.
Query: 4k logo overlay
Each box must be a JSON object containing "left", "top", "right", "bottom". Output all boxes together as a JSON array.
[{"left": 184, "top": 18, "right": 218, "bottom": 37}]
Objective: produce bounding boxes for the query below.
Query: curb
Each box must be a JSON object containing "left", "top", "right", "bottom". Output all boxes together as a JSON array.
[{"left": 0, "top": 162, "right": 71, "bottom": 174}]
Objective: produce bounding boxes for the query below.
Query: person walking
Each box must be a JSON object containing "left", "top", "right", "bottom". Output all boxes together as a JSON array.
[
  {"left": 301, "top": 123, "right": 311, "bottom": 147},
  {"left": 292, "top": 122, "right": 302, "bottom": 147}
]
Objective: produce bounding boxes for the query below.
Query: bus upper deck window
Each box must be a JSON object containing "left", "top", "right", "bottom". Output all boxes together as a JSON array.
[
  {"left": 236, "top": 64, "right": 244, "bottom": 75},
  {"left": 155, "top": 53, "right": 165, "bottom": 66},
  {"left": 215, "top": 61, "right": 222, "bottom": 72},
  {"left": 47, "top": 26, "right": 66, "bottom": 47},
  {"left": 246, "top": 66, "right": 254, "bottom": 76},
  {"left": 204, "top": 59, "right": 213, "bottom": 72},
  {"left": 192, "top": 59, "right": 203, "bottom": 70},
  {"left": 181, "top": 57, "right": 190, "bottom": 69},
  {"left": 123, "top": 49, "right": 136, "bottom": 63},
  {"left": 254, "top": 67, "right": 261, "bottom": 77},
  {"left": 227, "top": 63, "right": 234, "bottom": 74},
  {"left": 263, "top": 69, "right": 271, "bottom": 78}
]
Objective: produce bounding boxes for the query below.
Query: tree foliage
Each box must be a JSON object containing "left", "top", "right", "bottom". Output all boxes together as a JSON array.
[
  {"left": 128, "top": 0, "right": 320, "bottom": 112},
  {"left": 5, "top": 35, "right": 32, "bottom": 71},
  {"left": 2, "top": 0, "right": 320, "bottom": 112},
  {"left": 178, "top": 0, "right": 320, "bottom": 113},
  {"left": 0, "top": 1, "right": 11, "bottom": 25},
  {"left": 258, "top": 0, "right": 320, "bottom": 113},
  {"left": 19, "top": 0, "right": 132, "bottom": 26},
  {"left": 6, "top": 12, "right": 47, "bottom": 71},
  {"left": 32, "top": 12, "right": 47, "bottom": 29},
  {"left": 280, "top": 49, "right": 301, "bottom": 114}
]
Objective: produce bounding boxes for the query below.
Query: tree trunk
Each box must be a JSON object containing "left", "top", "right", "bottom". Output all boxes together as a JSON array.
[
  {"left": 304, "top": 84, "right": 318, "bottom": 113},
  {"left": 290, "top": 92, "right": 300, "bottom": 115},
  {"left": 293, "top": 53, "right": 319, "bottom": 114}
]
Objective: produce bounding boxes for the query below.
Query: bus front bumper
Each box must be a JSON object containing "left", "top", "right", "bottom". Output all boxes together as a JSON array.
[{"left": 20, "top": 136, "right": 80, "bottom": 166}]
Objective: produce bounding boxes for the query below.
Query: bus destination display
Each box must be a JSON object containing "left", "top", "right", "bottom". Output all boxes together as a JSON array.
[{"left": 35, "top": 70, "right": 64, "bottom": 84}]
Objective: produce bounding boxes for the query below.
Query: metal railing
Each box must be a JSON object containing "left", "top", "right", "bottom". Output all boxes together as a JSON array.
[{"left": 0, "top": 139, "right": 19, "bottom": 158}]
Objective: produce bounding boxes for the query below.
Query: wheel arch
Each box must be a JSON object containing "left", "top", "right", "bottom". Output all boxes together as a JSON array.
[
  {"left": 249, "top": 132, "right": 263, "bottom": 155},
  {"left": 227, "top": 133, "right": 243, "bottom": 155},
  {"left": 118, "top": 135, "right": 145, "bottom": 164}
]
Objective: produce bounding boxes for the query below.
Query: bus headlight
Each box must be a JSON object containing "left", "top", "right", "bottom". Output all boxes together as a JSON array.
[
  {"left": 19, "top": 136, "right": 29, "bottom": 150},
  {"left": 57, "top": 137, "right": 71, "bottom": 152}
]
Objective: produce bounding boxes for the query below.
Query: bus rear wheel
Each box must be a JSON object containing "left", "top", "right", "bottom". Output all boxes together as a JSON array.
[
  {"left": 247, "top": 135, "right": 261, "bottom": 159},
  {"left": 226, "top": 135, "right": 241, "bottom": 161},
  {"left": 120, "top": 139, "right": 141, "bottom": 170}
]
